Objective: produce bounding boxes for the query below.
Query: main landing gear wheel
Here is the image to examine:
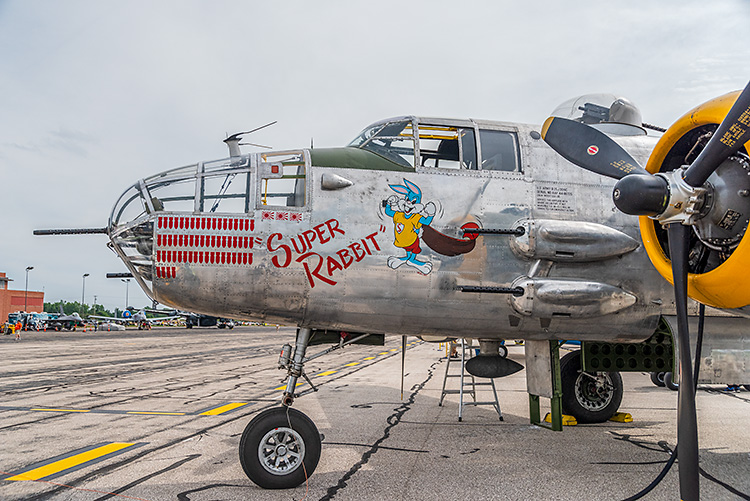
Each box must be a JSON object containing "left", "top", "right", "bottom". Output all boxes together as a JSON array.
[
  {"left": 498, "top": 344, "right": 508, "bottom": 358},
  {"left": 239, "top": 407, "right": 321, "bottom": 489},
  {"left": 664, "top": 372, "right": 679, "bottom": 391},
  {"left": 650, "top": 371, "right": 666, "bottom": 387},
  {"left": 560, "top": 350, "right": 623, "bottom": 423}
]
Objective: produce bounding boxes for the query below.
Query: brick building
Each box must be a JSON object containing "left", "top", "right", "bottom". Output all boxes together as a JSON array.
[{"left": 0, "top": 272, "right": 45, "bottom": 322}]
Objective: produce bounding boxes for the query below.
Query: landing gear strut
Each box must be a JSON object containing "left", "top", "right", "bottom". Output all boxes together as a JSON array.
[
  {"left": 239, "top": 327, "right": 322, "bottom": 489},
  {"left": 280, "top": 327, "right": 315, "bottom": 407}
]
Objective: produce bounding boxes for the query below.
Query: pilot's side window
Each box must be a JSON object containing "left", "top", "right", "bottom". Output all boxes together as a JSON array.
[
  {"left": 419, "top": 126, "right": 476, "bottom": 170},
  {"left": 479, "top": 130, "right": 520, "bottom": 172}
]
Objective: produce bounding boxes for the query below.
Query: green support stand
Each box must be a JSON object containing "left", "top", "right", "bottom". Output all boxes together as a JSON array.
[{"left": 529, "top": 340, "right": 563, "bottom": 431}]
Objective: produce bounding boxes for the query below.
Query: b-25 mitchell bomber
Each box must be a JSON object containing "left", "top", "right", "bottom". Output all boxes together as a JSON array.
[{"left": 36, "top": 83, "right": 750, "bottom": 500}]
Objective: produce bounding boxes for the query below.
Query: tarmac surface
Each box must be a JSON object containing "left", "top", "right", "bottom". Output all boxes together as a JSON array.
[{"left": 0, "top": 325, "right": 749, "bottom": 500}]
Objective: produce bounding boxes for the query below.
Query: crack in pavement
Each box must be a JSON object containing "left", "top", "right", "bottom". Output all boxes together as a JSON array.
[
  {"left": 318, "top": 361, "right": 438, "bottom": 501},
  {"left": 14, "top": 341, "right": 418, "bottom": 500},
  {"left": 92, "top": 454, "right": 201, "bottom": 501},
  {"left": 175, "top": 483, "right": 248, "bottom": 501}
]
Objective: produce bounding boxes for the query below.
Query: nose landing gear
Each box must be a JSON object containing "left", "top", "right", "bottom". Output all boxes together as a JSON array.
[
  {"left": 239, "top": 327, "right": 322, "bottom": 489},
  {"left": 239, "top": 406, "right": 321, "bottom": 489}
]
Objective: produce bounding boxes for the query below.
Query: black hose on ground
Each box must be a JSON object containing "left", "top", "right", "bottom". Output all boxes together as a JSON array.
[{"left": 621, "top": 304, "right": 705, "bottom": 501}]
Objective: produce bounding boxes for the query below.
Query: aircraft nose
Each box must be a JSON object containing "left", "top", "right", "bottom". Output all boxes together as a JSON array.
[{"left": 109, "top": 219, "right": 155, "bottom": 290}]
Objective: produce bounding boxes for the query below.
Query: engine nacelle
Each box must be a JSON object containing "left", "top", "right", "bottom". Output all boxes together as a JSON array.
[{"left": 641, "top": 90, "right": 750, "bottom": 309}]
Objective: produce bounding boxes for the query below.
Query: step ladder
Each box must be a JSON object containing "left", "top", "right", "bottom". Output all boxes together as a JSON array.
[{"left": 438, "top": 339, "right": 503, "bottom": 422}]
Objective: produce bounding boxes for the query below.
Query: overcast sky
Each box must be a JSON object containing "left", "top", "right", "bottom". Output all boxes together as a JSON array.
[{"left": 1, "top": 0, "right": 749, "bottom": 311}]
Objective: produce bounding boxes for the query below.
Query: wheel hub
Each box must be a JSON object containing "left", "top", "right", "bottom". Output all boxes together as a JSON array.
[
  {"left": 258, "top": 426, "right": 305, "bottom": 476},
  {"left": 575, "top": 372, "right": 614, "bottom": 411}
]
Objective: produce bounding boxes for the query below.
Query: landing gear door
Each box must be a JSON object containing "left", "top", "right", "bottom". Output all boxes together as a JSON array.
[{"left": 257, "top": 150, "right": 309, "bottom": 209}]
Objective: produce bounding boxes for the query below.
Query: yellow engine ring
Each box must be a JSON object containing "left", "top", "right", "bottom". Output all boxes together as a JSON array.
[{"left": 640, "top": 90, "right": 750, "bottom": 309}]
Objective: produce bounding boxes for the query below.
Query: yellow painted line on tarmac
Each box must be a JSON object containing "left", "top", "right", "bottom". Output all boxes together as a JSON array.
[
  {"left": 274, "top": 381, "right": 303, "bottom": 391},
  {"left": 6, "top": 442, "right": 136, "bottom": 481},
  {"left": 126, "top": 411, "right": 186, "bottom": 416},
  {"left": 5, "top": 404, "right": 252, "bottom": 417},
  {"left": 269, "top": 342, "right": 413, "bottom": 392},
  {"left": 30, "top": 408, "right": 89, "bottom": 413},
  {"left": 200, "top": 403, "right": 248, "bottom": 416}
]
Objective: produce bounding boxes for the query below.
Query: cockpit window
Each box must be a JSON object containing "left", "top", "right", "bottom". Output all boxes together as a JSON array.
[
  {"left": 110, "top": 157, "right": 254, "bottom": 229},
  {"left": 349, "top": 120, "right": 416, "bottom": 167},
  {"left": 201, "top": 158, "right": 251, "bottom": 214},
  {"left": 419, "top": 125, "right": 477, "bottom": 170},
  {"left": 479, "top": 130, "right": 520, "bottom": 172},
  {"left": 349, "top": 123, "right": 386, "bottom": 147},
  {"left": 348, "top": 118, "right": 525, "bottom": 172},
  {"left": 258, "top": 150, "right": 307, "bottom": 208}
]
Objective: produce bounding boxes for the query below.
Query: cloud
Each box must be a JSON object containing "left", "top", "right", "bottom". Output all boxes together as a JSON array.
[{"left": 2, "top": 0, "right": 750, "bottom": 310}]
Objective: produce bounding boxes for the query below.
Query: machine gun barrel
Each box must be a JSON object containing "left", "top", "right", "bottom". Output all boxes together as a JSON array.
[{"left": 33, "top": 228, "right": 108, "bottom": 235}]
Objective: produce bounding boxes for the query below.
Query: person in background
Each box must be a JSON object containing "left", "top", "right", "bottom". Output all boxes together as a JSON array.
[{"left": 449, "top": 341, "right": 458, "bottom": 358}]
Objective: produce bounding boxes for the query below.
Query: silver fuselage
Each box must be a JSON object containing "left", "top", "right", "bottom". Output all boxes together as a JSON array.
[{"left": 109, "top": 117, "right": 677, "bottom": 344}]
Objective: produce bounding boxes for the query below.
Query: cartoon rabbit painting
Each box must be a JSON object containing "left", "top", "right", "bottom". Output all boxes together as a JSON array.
[{"left": 383, "top": 179, "right": 436, "bottom": 274}]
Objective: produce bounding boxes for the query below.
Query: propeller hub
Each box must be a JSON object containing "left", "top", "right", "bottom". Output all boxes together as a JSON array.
[
  {"left": 613, "top": 170, "right": 708, "bottom": 225},
  {"left": 612, "top": 174, "right": 669, "bottom": 216},
  {"left": 653, "top": 170, "right": 707, "bottom": 226}
]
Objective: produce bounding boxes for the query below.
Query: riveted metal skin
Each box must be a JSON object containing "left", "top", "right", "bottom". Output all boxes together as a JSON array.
[
  {"left": 509, "top": 219, "right": 639, "bottom": 262},
  {"left": 105, "top": 117, "right": 672, "bottom": 344}
]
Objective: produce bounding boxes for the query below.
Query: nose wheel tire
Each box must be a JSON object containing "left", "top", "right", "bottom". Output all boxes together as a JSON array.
[
  {"left": 240, "top": 407, "right": 321, "bottom": 489},
  {"left": 560, "top": 350, "right": 623, "bottom": 423}
]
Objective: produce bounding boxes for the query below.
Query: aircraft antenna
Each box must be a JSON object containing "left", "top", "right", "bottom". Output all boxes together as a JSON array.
[{"left": 224, "top": 121, "right": 277, "bottom": 157}]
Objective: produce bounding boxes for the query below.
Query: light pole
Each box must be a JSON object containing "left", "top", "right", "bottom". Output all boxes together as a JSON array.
[
  {"left": 24, "top": 266, "right": 34, "bottom": 311},
  {"left": 82, "top": 273, "right": 90, "bottom": 307},
  {"left": 121, "top": 278, "right": 130, "bottom": 309}
]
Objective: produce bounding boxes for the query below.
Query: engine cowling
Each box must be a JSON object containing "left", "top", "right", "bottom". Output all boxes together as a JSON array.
[{"left": 640, "top": 90, "right": 750, "bottom": 308}]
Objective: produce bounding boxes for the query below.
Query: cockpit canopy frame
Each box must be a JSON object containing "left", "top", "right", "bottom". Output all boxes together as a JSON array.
[{"left": 348, "top": 115, "right": 522, "bottom": 173}]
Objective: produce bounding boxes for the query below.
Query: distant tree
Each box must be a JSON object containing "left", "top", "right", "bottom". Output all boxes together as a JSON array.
[
  {"left": 44, "top": 300, "right": 65, "bottom": 314},
  {"left": 44, "top": 300, "right": 113, "bottom": 318},
  {"left": 89, "top": 304, "right": 110, "bottom": 317}
]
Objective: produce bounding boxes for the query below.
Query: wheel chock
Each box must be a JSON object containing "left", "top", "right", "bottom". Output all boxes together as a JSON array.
[
  {"left": 544, "top": 412, "right": 577, "bottom": 426},
  {"left": 608, "top": 412, "right": 633, "bottom": 423}
]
